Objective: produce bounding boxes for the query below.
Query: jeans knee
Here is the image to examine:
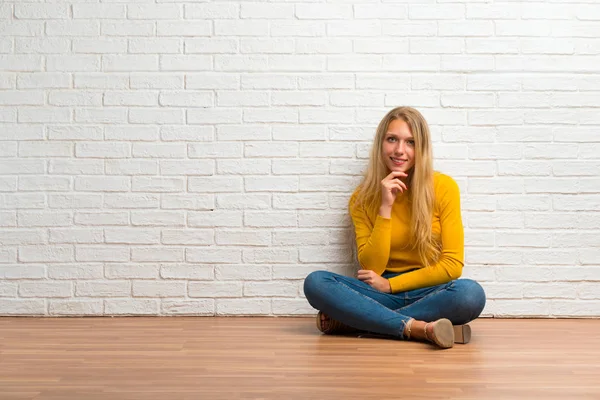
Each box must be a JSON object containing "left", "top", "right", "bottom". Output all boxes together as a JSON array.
[
  {"left": 303, "top": 270, "right": 332, "bottom": 302},
  {"left": 454, "top": 279, "right": 486, "bottom": 319}
]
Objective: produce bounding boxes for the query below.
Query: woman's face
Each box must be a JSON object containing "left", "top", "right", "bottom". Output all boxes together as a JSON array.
[{"left": 381, "top": 119, "right": 416, "bottom": 174}]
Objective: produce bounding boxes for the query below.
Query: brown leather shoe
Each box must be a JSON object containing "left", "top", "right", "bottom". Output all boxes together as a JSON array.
[{"left": 453, "top": 324, "right": 471, "bottom": 344}]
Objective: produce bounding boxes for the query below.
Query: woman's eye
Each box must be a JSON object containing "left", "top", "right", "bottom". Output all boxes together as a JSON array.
[
  {"left": 387, "top": 137, "right": 396, "bottom": 142},
  {"left": 407, "top": 140, "right": 415, "bottom": 146}
]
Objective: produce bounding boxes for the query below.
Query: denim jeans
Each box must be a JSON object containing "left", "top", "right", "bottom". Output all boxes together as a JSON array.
[{"left": 303, "top": 270, "right": 486, "bottom": 339}]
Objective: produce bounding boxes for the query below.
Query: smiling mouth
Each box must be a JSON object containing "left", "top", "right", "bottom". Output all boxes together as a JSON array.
[{"left": 391, "top": 158, "right": 407, "bottom": 164}]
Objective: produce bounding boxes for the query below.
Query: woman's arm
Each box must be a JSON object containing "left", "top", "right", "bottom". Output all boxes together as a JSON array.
[
  {"left": 388, "top": 176, "right": 464, "bottom": 293},
  {"left": 349, "top": 194, "right": 391, "bottom": 276}
]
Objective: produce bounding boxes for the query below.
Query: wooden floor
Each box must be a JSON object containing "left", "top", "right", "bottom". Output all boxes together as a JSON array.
[{"left": 0, "top": 318, "right": 599, "bottom": 400}]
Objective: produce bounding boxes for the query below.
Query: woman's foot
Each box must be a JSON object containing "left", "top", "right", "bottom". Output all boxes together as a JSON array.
[
  {"left": 404, "top": 318, "right": 454, "bottom": 349},
  {"left": 316, "top": 311, "right": 355, "bottom": 335},
  {"left": 318, "top": 311, "right": 331, "bottom": 331}
]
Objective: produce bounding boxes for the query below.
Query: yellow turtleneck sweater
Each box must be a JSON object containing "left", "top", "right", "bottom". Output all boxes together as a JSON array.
[{"left": 349, "top": 172, "right": 464, "bottom": 294}]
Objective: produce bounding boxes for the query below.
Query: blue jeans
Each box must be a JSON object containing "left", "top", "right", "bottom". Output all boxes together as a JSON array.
[{"left": 303, "top": 270, "right": 486, "bottom": 339}]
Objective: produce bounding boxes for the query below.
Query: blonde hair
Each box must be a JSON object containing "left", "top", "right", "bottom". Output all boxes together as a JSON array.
[{"left": 351, "top": 106, "right": 441, "bottom": 266}]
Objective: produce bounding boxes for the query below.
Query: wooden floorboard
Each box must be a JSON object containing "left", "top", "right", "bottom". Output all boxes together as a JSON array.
[{"left": 0, "top": 317, "right": 599, "bottom": 400}]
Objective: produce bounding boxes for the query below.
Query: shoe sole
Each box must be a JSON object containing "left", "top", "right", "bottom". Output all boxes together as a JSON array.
[
  {"left": 432, "top": 318, "right": 454, "bottom": 349},
  {"left": 453, "top": 324, "right": 471, "bottom": 344}
]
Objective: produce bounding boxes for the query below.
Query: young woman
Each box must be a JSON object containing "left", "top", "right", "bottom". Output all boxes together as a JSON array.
[{"left": 303, "top": 106, "right": 486, "bottom": 349}]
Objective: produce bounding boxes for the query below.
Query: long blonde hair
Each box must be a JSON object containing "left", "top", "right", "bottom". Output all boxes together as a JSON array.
[{"left": 351, "top": 106, "right": 441, "bottom": 266}]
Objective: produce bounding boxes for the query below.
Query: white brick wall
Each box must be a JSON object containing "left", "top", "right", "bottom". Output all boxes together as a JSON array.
[{"left": 0, "top": 0, "right": 598, "bottom": 317}]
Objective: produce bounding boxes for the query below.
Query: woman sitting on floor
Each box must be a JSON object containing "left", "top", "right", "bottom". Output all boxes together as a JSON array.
[{"left": 303, "top": 106, "right": 486, "bottom": 349}]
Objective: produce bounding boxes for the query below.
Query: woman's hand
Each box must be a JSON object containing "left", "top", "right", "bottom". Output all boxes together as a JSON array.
[
  {"left": 357, "top": 270, "right": 392, "bottom": 293},
  {"left": 380, "top": 171, "right": 407, "bottom": 207}
]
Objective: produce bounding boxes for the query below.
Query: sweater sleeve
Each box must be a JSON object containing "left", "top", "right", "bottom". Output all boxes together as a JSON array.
[
  {"left": 387, "top": 177, "right": 464, "bottom": 293},
  {"left": 349, "top": 193, "right": 391, "bottom": 276}
]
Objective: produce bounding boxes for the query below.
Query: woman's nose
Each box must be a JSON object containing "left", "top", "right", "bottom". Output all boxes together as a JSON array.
[{"left": 395, "top": 142, "right": 405, "bottom": 154}]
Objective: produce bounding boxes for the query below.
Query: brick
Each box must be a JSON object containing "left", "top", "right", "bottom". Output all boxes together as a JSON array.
[
  {"left": 0, "top": 282, "right": 18, "bottom": 298},
  {"left": 20, "top": 281, "right": 71, "bottom": 298},
  {"left": 49, "top": 301, "right": 103, "bottom": 316},
  {"left": 1, "top": 193, "right": 45, "bottom": 209},
  {"left": 244, "top": 108, "right": 298, "bottom": 123},
  {"left": 160, "top": 55, "right": 211, "bottom": 72},
  {"left": 188, "top": 109, "right": 242, "bottom": 124},
  {"left": 216, "top": 299, "right": 270, "bottom": 315},
  {"left": 497, "top": 266, "right": 553, "bottom": 282},
  {"left": 383, "top": 21, "right": 436, "bottom": 37},
  {"left": 131, "top": 74, "right": 183, "bottom": 90},
  {"left": 272, "top": 298, "right": 313, "bottom": 315},
  {"left": 216, "top": 230, "right": 270, "bottom": 246},
  {"left": 133, "top": 281, "right": 186, "bottom": 298},
  {"left": 551, "top": 300, "right": 600, "bottom": 317},
  {"left": 131, "top": 247, "right": 184, "bottom": 262},
  {"left": 128, "top": 4, "right": 181, "bottom": 20},
  {"left": 161, "top": 194, "right": 214, "bottom": 211},
  {"left": 50, "top": 228, "right": 104, "bottom": 243},
  {"left": 16, "top": 4, "right": 69, "bottom": 19},
  {"left": 130, "top": 211, "right": 185, "bottom": 227},
  {"left": 0, "top": 55, "right": 42, "bottom": 72},
  {"left": 243, "top": 248, "right": 297, "bottom": 264},
  {"left": 105, "top": 299, "right": 158, "bottom": 315},
  {"left": 216, "top": 265, "right": 271, "bottom": 281},
  {"left": 245, "top": 142, "right": 297, "bottom": 158},
  {"left": 467, "top": 212, "right": 523, "bottom": 229},
  {"left": 216, "top": 194, "right": 270, "bottom": 210},
  {"left": 244, "top": 211, "right": 297, "bottom": 228},
  {"left": 50, "top": 91, "right": 102, "bottom": 106},
  {"left": 76, "top": 246, "right": 129, "bottom": 262},
  {"left": 358, "top": 74, "right": 411, "bottom": 90},
  {"left": 76, "top": 142, "right": 130, "bottom": 158},
  {"left": 19, "top": 245, "right": 73, "bottom": 262},
  {"left": 73, "top": 38, "right": 126, "bottom": 54},
  {"left": 298, "top": 74, "right": 353, "bottom": 89},
  {"left": 329, "top": 55, "right": 380, "bottom": 71},
  {"left": 297, "top": 38, "right": 352, "bottom": 54},
  {"left": 161, "top": 300, "right": 214, "bottom": 316},
  {"left": 300, "top": 176, "right": 360, "bottom": 192},
  {"left": 245, "top": 176, "right": 298, "bottom": 192},
  {"left": 271, "top": 21, "right": 325, "bottom": 37},
  {"left": 273, "top": 194, "right": 328, "bottom": 210},
  {"left": 187, "top": 73, "right": 239, "bottom": 90},
  {"left": 75, "top": 108, "right": 127, "bottom": 124},
  {"left": 188, "top": 211, "right": 242, "bottom": 227},
  {"left": 48, "top": 264, "right": 103, "bottom": 280},
  {"left": 327, "top": 21, "right": 380, "bottom": 37},
  {"left": 272, "top": 91, "right": 328, "bottom": 106},
  {"left": 160, "top": 266, "right": 213, "bottom": 281},
  {"left": 105, "top": 264, "right": 159, "bottom": 280},
  {"left": 102, "top": 21, "right": 154, "bottom": 36},
  {"left": 186, "top": 38, "right": 238, "bottom": 54},
  {"left": 438, "top": 21, "right": 493, "bottom": 37},
  {"left": 242, "top": 74, "right": 296, "bottom": 90},
  {"left": 73, "top": 4, "right": 125, "bottom": 19},
  {"left": 215, "top": 21, "right": 268, "bottom": 37},
  {"left": 0, "top": 21, "right": 43, "bottom": 37},
  {"left": 0, "top": 299, "right": 45, "bottom": 315},
  {"left": 188, "top": 176, "right": 242, "bottom": 193},
  {"left": 75, "top": 176, "right": 129, "bottom": 192},
  {"left": 74, "top": 73, "right": 128, "bottom": 89},
  {"left": 104, "top": 55, "right": 160, "bottom": 72},
  {"left": 186, "top": 248, "right": 242, "bottom": 264},
  {"left": 161, "top": 230, "right": 214, "bottom": 246},
  {"left": 299, "top": 246, "right": 353, "bottom": 263},
  {"left": 106, "top": 160, "right": 158, "bottom": 175},
  {"left": 0, "top": 265, "right": 46, "bottom": 279},
  {"left": 244, "top": 281, "right": 298, "bottom": 297}
]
